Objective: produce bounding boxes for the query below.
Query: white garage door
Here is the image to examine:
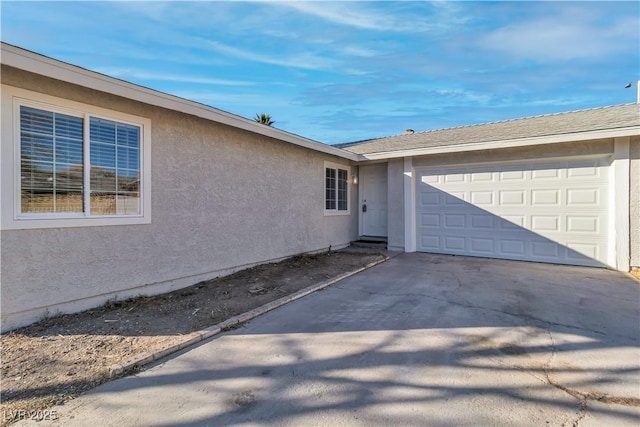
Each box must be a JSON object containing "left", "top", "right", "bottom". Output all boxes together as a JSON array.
[{"left": 416, "top": 157, "right": 610, "bottom": 267}]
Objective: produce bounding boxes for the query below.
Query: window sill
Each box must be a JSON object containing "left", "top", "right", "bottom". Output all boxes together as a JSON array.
[
  {"left": 1, "top": 215, "right": 151, "bottom": 230},
  {"left": 323, "top": 210, "right": 351, "bottom": 217}
]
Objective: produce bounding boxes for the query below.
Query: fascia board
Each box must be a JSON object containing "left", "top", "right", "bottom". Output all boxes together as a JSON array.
[
  {"left": 358, "top": 126, "right": 640, "bottom": 161},
  {"left": 1, "top": 43, "right": 358, "bottom": 162}
]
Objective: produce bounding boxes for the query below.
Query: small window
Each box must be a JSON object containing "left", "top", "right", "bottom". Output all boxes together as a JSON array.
[{"left": 324, "top": 162, "right": 350, "bottom": 215}]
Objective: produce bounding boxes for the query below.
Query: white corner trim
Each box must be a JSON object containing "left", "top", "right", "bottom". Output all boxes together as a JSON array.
[
  {"left": 1, "top": 43, "right": 358, "bottom": 162},
  {"left": 611, "top": 137, "right": 631, "bottom": 271},
  {"left": 403, "top": 157, "right": 416, "bottom": 252},
  {"left": 357, "top": 164, "right": 364, "bottom": 236}
]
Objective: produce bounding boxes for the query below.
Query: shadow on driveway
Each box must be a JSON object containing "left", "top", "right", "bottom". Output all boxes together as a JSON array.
[{"left": 23, "top": 253, "right": 640, "bottom": 427}]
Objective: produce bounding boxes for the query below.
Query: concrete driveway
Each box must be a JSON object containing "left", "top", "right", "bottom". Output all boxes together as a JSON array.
[{"left": 23, "top": 253, "right": 640, "bottom": 426}]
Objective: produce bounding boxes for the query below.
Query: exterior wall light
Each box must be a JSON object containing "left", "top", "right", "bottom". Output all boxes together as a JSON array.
[{"left": 352, "top": 174, "right": 358, "bottom": 185}]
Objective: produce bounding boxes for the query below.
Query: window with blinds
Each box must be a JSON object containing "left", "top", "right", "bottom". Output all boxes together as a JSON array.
[
  {"left": 20, "top": 106, "right": 84, "bottom": 213},
  {"left": 337, "top": 168, "right": 348, "bottom": 210},
  {"left": 19, "top": 105, "right": 142, "bottom": 216},
  {"left": 325, "top": 164, "right": 349, "bottom": 213},
  {"left": 325, "top": 167, "right": 336, "bottom": 210},
  {"left": 89, "top": 117, "right": 140, "bottom": 215}
]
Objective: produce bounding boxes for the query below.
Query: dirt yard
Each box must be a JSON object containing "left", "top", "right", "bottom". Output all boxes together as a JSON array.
[{"left": 0, "top": 250, "right": 386, "bottom": 426}]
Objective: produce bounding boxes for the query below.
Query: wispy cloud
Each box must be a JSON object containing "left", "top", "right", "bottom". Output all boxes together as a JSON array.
[
  {"left": 432, "top": 89, "right": 493, "bottom": 104},
  {"left": 341, "top": 45, "right": 380, "bottom": 58},
  {"left": 275, "top": 1, "right": 469, "bottom": 34},
  {"left": 174, "top": 91, "right": 291, "bottom": 108},
  {"left": 480, "top": 7, "right": 637, "bottom": 62},
  {"left": 206, "top": 40, "right": 339, "bottom": 71},
  {"left": 94, "top": 67, "right": 255, "bottom": 86},
  {"left": 275, "top": 2, "right": 396, "bottom": 31}
]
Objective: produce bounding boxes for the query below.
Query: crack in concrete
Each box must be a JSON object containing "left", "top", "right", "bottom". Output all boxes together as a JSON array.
[
  {"left": 335, "top": 282, "right": 640, "bottom": 422},
  {"left": 335, "top": 285, "right": 634, "bottom": 341},
  {"left": 561, "top": 401, "right": 588, "bottom": 427},
  {"left": 544, "top": 328, "right": 640, "bottom": 406},
  {"left": 544, "top": 328, "right": 640, "bottom": 427},
  {"left": 550, "top": 379, "right": 640, "bottom": 407},
  {"left": 544, "top": 328, "right": 586, "bottom": 427}
]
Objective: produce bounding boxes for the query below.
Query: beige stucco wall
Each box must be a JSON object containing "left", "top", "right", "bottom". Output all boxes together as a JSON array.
[
  {"left": 630, "top": 137, "right": 640, "bottom": 268},
  {"left": 1, "top": 66, "right": 358, "bottom": 330}
]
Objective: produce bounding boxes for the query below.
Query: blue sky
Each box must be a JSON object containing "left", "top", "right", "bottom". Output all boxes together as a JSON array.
[{"left": 2, "top": 1, "right": 638, "bottom": 144}]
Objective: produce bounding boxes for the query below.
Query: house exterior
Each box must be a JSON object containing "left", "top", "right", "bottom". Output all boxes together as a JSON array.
[
  {"left": 1, "top": 43, "right": 638, "bottom": 332},
  {"left": 0, "top": 44, "right": 359, "bottom": 331}
]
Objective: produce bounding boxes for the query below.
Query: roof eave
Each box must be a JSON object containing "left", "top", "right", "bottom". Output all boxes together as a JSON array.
[
  {"left": 0, "top": 43, "right": 358, "bottom": 162},
  {"left": 355, "top": 126, "right": 640, "bottom": 161}
]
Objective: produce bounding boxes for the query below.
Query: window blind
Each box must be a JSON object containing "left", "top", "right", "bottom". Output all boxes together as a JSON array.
[
  {"left": 20, "top": 106, "right": 84, "bottom": 213},
  {"left": 89, "top": 117, "right": 141, "bottom": 215}
]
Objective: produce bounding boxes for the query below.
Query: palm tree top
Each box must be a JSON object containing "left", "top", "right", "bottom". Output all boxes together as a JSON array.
[{"left": 254, "top": 113, "right": 274, "bottom": 126}]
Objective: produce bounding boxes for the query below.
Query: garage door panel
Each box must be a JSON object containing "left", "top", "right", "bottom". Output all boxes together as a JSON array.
[
  {"left": 471, "top": 191, "right": 494, "bottom": 205},
  {"left": 532, "top": 168, "right": 560, "bottom": 180},
  {"left": 415, "top": 158, "right": 609, "bottom": 267},
  {"left": 470, "top": 214, "right": 494, "bottom": 230},
  {"left": 420, "top": 191, "right": 441, "bottom": 206},
  {"left": 443, "top": 214, "right": 465, "bottom": 229},
  {"left": 444, "top": 192, "right": 465, "bottom": 205},
  {"left": 531, "top": 240, "right": 560, "bottom": 258},
  {"left": 420, "top": 235, "right": 440, "bottom": 249},
  {"left": 421, "top": 174, "right": 440, "bottom": 184},
  {"left": 420, "top": 213, "right": 440, "bottom": 228},
  {"left": 499, "top": 239, "right": 526, "bottom": 256},
  {"left": 531, "top": 215, "right": 560, "bottom": 232},
  {"left": 499, "top": 216, "right": 526, "bottom": 229},
  {"left": 500, "top": 170, "right": 526, "bottom": 181},
  {"left": 567, "top": 216, "right": 600, "bottom": 233},
  {"left": 532, "top": 189, "right": 560, "bottom": 205},
  {"left": 500, "top": 190, "right": 526, "bottom": 206},
  {"left": 470, "top": 237, "right": 494, "bottom": 253},
  {"left": 444, "top": 236, "right": 466, "bottom": 251},
  {"left": 567, "top": 243, "right": 600, "bottom": 261},
  {"left": 567, "top": 188, "right": 600, "bottom": 206},
  {"left": 567, "top": 164, "right": 599, "bottom": 178},
  {"left": 444, "top": 172, "right": 465, "bottom": 183},
  {"left": 470, "top": 171, "right": 494, "bottom": 182}
]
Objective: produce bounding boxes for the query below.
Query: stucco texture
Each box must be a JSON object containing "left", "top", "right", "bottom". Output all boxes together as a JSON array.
[{"left": 1, "top": 67, "right": 358, "bottom": 330}]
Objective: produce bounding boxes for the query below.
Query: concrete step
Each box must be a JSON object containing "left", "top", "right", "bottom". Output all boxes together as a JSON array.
[{"left": 350, "top": 239, "right": 387, "bottom": 249}]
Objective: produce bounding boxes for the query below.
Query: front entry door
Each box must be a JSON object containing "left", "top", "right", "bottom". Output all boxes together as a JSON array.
[{"left": 361, "top": 163, "right": 388, "bottom": 237}]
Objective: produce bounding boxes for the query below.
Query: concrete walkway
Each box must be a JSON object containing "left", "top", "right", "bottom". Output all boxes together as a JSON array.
[{"left": 22, "top": 253, "right": 640, "bottom": 426}]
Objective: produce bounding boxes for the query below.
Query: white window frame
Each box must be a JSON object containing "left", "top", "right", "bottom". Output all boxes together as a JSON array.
[
  {"left": 1, "top": 85, "right": 152, "bottom": 230},
  {"left": 324, "top": 161, "right": 351, "bottom": 216}
]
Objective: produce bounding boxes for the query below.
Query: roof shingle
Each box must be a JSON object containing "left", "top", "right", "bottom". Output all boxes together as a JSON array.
[{"left": 339, "top": 104, "right": 640, "bottom": 155}]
